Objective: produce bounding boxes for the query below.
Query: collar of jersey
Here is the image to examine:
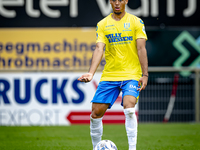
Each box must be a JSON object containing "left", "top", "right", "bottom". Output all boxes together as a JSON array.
[{"left": 110, "top": 12, "right": 127, "bottom": 22}]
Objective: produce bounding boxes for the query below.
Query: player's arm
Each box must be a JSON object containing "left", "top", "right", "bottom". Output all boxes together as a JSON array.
[
  {"left": 137, "top": 38, "right": 148, "bottom": 91},
  {"left": 78, "top": 42, "right": 105, "bottom": 82}
]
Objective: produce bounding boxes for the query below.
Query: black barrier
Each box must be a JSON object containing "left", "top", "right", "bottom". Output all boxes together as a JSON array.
[
  {"left": 146, "top": 29, "right": 200, "bottom": 68},
  {"left": 139, "top": 72, "right": 195, "bottom": 122},
  {"left": 0, "top": 0, "right": 200, "bottom": 27}
]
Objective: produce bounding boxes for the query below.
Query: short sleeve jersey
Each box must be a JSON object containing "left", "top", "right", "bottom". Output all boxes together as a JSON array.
[{"left": 96, "top": 12, "right": 147, "bottom": 81}]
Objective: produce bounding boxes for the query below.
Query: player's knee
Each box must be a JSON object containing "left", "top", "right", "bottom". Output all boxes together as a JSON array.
[
  {"left": 124, "top": 104, "right": 136, "bottom": 109},
  {"left": 124, "top": 107, "right": 135, "bottom": 118},
  {"left": 91, "top": 110, "right": 104, "bottom": 119}
]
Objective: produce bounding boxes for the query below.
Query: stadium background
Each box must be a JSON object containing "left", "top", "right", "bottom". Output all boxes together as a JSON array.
[{"left": 0, "top": 0, "right": 200, "bottom": 126}]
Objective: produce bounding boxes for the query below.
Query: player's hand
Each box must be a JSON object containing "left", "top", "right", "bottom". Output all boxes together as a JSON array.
[
  {"left": 137, "top": 76, "right": 148, "bottom": 92},
  {"left": 77, "top": 73, "right": 93, "bottom": 83}
]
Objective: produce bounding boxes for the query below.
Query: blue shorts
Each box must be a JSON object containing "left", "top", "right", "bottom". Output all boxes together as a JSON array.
[{"left": 91, "top": 80, "right": 140, "bottom": 108}]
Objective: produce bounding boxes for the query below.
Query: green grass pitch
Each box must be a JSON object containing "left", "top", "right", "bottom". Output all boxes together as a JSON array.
[{"left": 0, "top": 123, "right": 200, "bottom": 150}]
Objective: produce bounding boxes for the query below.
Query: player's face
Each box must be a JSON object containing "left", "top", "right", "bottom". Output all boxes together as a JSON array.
[{"left": 110, "top": 0, "right": 128, "bottom": 15}]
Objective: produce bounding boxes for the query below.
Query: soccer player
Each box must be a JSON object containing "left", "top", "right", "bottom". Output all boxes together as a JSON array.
[{"left": 78, "top": 0, "right": 148, "bottom": 150}]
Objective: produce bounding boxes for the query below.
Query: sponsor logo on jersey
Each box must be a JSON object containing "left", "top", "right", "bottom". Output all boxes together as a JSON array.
[
  {"left": 140, "top": 19, "right": 144, "bottom": 24},
  {"left": 106, "top": 25, "right": 115, "bottom": 28},
  {"left": 105, "top": 33, "right": 133, "bottom": 43}
]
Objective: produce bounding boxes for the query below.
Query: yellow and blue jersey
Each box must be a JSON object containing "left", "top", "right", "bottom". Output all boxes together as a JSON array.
[{"left": 96, "top": 12, "right": 147, "bottom": 81}]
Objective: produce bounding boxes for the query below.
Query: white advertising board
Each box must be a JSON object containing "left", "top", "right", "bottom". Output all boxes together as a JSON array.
[{"left": 0, "top": 72, "right": 138, "bottom": 126}]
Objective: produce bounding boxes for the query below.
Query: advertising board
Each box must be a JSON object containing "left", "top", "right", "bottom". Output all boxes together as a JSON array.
[
  {"left": 0, "top": 0, "right": 199, "bottom": 27},
  {"left": 0, "top": 72, "right": 138, "bottom": 126},
  {"left": 1, "top": 28, "right": 199, "bottom": 71},
  {"left": 0, "top": 28, "right": 105, "bottom": 70}
]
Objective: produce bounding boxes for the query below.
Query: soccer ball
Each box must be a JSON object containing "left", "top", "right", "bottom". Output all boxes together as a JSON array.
[{"left": 95, "top": 140, "right": 117, "bottom": 150}]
